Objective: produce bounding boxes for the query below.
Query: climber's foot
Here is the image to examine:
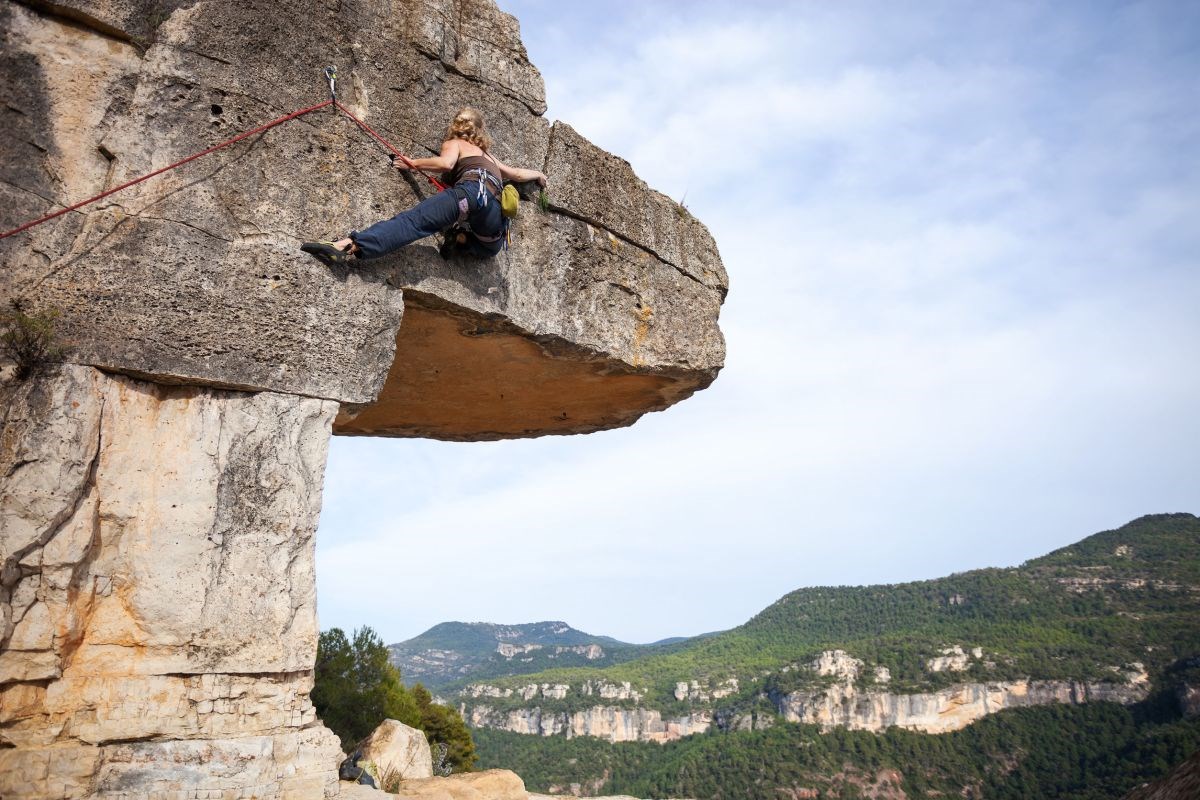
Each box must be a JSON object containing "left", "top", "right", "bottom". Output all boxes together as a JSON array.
[
  {"left": 439, "top": 231, "right": 467, "bottom": 261},
  {"left": 301, "top": 240, "right": 353, "bottom": 267}
]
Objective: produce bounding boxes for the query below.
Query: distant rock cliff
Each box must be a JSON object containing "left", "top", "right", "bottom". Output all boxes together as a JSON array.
[
  {"left": 0, "top": 0, "right": 726, "bottom": 796},
  {"left": 458, "top": 649, "right": 1151, "bottom": 743},
  {"left": 771, "top": 652, "right": 1149, "bottom": 734}
]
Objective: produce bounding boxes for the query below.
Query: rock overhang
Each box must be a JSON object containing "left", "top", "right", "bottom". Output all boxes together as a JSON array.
[{"left": 0, "top": 0, "right": 727, "bottom": 440}]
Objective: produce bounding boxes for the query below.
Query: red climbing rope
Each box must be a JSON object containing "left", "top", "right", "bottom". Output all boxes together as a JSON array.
[
  {"left": 0, "top": 76, "right": 446, "bottom": 240},
  {"left": 0, "top": 99, "right": 332, "bottom": 240},
  {"left": 336, "top": 100, "right": 447, "bottom": 191}
]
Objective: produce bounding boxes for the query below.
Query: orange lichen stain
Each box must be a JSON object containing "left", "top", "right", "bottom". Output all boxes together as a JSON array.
[{"left": 334, "top": 303, "right": 681, "bottom": 439}]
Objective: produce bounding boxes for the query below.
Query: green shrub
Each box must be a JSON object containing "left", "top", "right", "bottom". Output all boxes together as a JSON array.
[
  {"left": 1, "top": 300, "right": 66, "bottom": 380},
  {"left": 313, "top": 625, "right": 478, "bottom": 773}
]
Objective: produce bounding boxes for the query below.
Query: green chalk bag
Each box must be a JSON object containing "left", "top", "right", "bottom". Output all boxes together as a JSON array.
[{"left": 501, "top": 184, "right": 520, "bottom": 218}]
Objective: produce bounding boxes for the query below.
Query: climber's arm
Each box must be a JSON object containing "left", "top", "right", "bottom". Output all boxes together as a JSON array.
[
  {"left": 492, "top": 157, "right": 548, "bottom": 187},
  {"left": 398, "top": 139, "right": 462, "bottom": 173}
]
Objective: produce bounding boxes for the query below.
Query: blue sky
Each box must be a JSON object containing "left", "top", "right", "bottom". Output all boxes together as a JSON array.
[{"left": 316, "top": 1, "right": 1200, "bottom": 646}]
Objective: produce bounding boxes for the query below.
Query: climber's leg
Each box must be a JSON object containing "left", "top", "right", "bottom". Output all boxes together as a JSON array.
[
  {"left": 462, "top": 200, "right": 505, "bottom": 258},
  {"left": 351, "top": 188, "right": 465, "bottom": 259}
]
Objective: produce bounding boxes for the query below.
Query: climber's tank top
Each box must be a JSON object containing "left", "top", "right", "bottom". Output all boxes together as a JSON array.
[{"left": 451, "top": 154, "right": 502, "bottom": 195}]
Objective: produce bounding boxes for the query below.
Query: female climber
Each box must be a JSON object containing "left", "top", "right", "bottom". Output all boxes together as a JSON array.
[{"left": 301, "top": 107, "right": 547, "bottom": 264}]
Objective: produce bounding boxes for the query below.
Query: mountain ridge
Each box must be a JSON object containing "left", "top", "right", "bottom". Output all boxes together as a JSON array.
[
  {"left": 463, "top": 513, "right": 1197, "bottom": 689},
  {"left": 389, "top": 620, "right": 714, "bottom": 690},
  {"left": 460, "top": 513, "right": 1200, "bottom": 798}
]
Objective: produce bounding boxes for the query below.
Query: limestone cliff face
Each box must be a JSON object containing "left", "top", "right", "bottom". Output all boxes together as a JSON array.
[
  {"left": 0, "top": 0, "right": 727, "bottom": 796},
  {"left": 466, "top": 704, "right": 713, "bottom": 744},
  {"left": 1, "top": 365, "right": 343, "bottom": 797},
  {"left": 774, "top": 677, "right": 1149, "bottom": 734},
  {"left": 457, "top": 651, "right": 1150, "bottom": 744}
]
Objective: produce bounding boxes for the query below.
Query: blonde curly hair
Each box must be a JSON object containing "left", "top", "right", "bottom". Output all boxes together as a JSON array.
[{"left": 445, "top": 107, "right": 491, "bottom": 151}]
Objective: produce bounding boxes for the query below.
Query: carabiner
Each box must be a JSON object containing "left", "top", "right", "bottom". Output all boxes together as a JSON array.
[{"left": 324, "top": 66, "right": 338, "bottom": 101}]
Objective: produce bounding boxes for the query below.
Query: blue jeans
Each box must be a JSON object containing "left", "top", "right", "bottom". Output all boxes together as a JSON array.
[{"left": 351, "top": 183, "right": 505, "bottom": 259}]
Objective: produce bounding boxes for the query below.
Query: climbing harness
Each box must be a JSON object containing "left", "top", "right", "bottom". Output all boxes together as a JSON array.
[
  {"left": 462, "top": 167, "right": 503, "bottom": 208},
  {"left": 455, "top": 156, "right": 514, "bottom": 249},
  {"left": 0, "top": 68, "right": 446, "bottom": 240}
]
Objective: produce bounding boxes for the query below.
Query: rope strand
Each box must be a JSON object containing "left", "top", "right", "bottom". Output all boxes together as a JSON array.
[
  {"left": 0, "top": 99, "right": 335, "bottom": 240},
  {"left": 334, "top": 100, "right": 447, "bottom": 190},
  {"left": 0, "top": 93, "right": 446, "bottom": 240}
]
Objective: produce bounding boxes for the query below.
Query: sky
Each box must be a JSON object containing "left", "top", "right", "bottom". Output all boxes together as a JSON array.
[{"left": 315, "top": 0, "right": 1200, "bottom": 646}]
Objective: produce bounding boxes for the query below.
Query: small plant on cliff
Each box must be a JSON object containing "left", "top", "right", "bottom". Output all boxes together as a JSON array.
[
  {"left": 0, "top": 300, "right": 67, "bottom": 381},
  {"left": 537, "top": 189, "right": 551, "bottom": 212}
]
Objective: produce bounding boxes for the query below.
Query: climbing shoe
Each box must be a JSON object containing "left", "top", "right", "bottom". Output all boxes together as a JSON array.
[
  {"left": 438, "top": 230, "right": 468, "bottom": 261},
  {"left": 301, "top": 240, "right": 352, "bottom": 267}
]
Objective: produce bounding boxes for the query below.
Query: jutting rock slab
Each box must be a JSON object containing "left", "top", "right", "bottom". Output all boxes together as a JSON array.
[
  {"left": 0, "top": 0, "right": 726, "bottom": 436},
  {"left": 0, "top": 0, "right": 726, "bottom": 796}
]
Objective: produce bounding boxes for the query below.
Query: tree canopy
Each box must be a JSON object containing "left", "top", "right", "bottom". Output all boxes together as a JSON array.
[{"left": 312, "top": 625, "right": 477, "bottom": 773}]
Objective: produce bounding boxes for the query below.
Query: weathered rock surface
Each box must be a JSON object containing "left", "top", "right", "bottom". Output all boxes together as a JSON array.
[
  {"left": 769, "top": 656, "right": 1149, "bottom": 735},
  {"left": 395, "top": 769, "right": 527, "bottom": 800},
  {"left": 0, "top": 365, "right": 342, "bottom": 796},
  {"left": 0, "top": 0, "right": 727, "bottom": 795},
  {"left": 340, "top": 783, "right": 395, "bottom": 800},
  {"left": 775, "top": 676, "right": 1149, "bottom": 734},
  {"left": 0, "top": 0, "right": 726, "bottom": 437},
  {"left": 360, "top": 718, "right": 434, "bottom": 781}
]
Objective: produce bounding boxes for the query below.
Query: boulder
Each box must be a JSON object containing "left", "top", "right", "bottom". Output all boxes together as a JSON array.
[
  {"left": 340, "top": 783, "right": 395, "bottom": 800},
  {"left": 396, "top": 769, "right": 527, "bottom": 800},
  {"left": 360, "top": 719, "right": 434, "bottom": 781}
]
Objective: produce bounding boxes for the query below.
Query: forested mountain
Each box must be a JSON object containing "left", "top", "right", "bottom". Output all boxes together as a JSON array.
[
  {"left": 458, "top": 514, "right": 1200, "bottom": 707},
  {"left": 451, "top": 514, "right": 1200, "bottom": 798}
]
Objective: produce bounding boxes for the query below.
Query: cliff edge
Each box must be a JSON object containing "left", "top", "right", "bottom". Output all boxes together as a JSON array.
[{"left": 0, "top": 0, "right": 727, "bottom": 797}]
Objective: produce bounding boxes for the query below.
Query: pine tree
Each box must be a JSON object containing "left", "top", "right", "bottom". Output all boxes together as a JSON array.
[
  {"left": 412, "top": 683, "right": 478, "bottom": 772},
  {"left": 312, "top": 626, "right": 420, "bottom": 749}
]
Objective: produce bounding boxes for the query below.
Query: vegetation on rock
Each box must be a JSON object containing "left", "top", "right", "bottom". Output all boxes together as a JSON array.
[{"left": 0, "top": 301, "right": 66, "bottom": 380}]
